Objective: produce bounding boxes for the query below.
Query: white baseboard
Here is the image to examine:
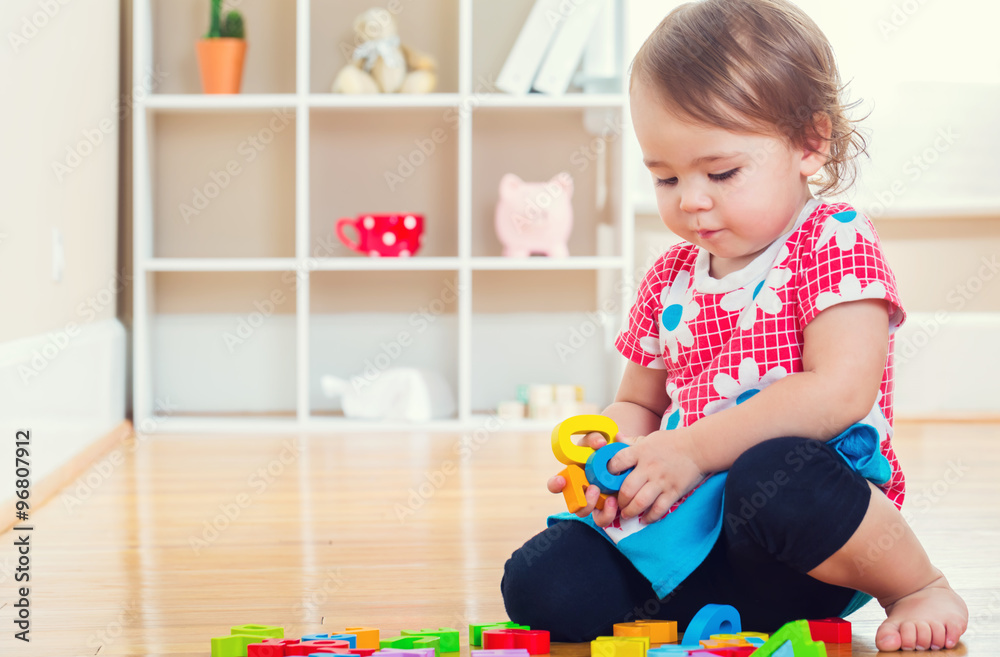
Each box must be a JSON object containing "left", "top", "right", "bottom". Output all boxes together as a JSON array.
[
  {"left": 0, "top": 318, "right": 126, "bottom": 486},
  {"left": 893, "top": 312, "right": 1000, "bottom": 417}
]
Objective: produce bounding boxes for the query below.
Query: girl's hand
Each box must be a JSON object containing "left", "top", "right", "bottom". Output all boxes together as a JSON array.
[
  {"left": 606, "top": 429, "right": 706, "bottom": 524},
  {"left": 547, "top": 432, "right": 635, "bottom": 522}
]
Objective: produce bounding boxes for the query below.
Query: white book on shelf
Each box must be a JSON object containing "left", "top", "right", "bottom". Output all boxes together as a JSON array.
[
  {"left": 577, "top": 0, "right": 622, "bottom": 93},
  {"left": 531, "top": 0, "right": 608, "bottom": 95},
  {"left": 495, "top": 0, "right": 566, "bottom": 95}
]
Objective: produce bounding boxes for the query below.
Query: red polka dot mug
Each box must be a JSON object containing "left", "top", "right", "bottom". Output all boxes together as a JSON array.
[{"left": 335, "top": 213, "right": 424, "bottom": 257}]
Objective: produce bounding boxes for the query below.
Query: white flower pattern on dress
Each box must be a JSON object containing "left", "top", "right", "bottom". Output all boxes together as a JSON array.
[
  {"left": 701, "top": 357, "right": 788, "bottom": 417},
  {"left": 661, "top": 381, "right": 684, "bottom": 430},
  {"left": 638, "top": 336, "right": 666, "bottom": 370},
  {"left": 815, "top": 274, "right": 887, "bottom": 311},
  {"left": 719, "top": 267, "right": 793, "bottom": 331},
  {"left": 817, "top": 209, "right": 876, "bottom": 251},
  {"left": 657, "top": 271, "right": 701, "bottom": 362},
  {"left": 858, "top": 391, "right": 892, "bottom": 445}
]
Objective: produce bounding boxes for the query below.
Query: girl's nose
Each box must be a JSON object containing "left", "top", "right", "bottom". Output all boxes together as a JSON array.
[{"left": 679, "top": 185, "right": 712, "bottom": 214}]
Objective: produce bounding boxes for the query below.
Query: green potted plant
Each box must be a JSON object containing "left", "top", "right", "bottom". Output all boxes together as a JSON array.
[{"left": 196, "top": 0, "right": 246, "bottom": 94}]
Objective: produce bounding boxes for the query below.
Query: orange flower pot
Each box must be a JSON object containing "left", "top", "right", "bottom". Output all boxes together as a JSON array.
[{"left": 196, "top": 38, "right": 247, "bottom": 94}]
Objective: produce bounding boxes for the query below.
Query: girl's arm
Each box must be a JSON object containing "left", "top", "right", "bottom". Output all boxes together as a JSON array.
[
  {"left": 609, "top": 298, "right": 890, "bottom": 524},
  {"left": 602, "top": 361, "right": 670, "bottom": 439}
]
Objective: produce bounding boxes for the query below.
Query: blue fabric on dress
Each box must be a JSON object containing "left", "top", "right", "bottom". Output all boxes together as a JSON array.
[{"left": 547, "top": 423, "right": 892, "bottom": 616}]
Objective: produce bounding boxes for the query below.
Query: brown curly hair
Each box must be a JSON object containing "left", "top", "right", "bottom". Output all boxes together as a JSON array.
[{"left": 630, "top": 0, "right": 867, "bottom": 197}]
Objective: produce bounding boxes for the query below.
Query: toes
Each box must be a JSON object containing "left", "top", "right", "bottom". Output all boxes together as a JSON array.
[
  {"left": 927, "top": 621, "right": 946, "bottom": 650},
  {"left": 913, "top": 622, "right": 932, "bottom": 650},
  {"left": 876, "top": 620, "right": 903, "bottom": 652},
  {"left": 899, "top": 621, "right": 917, "bottom": 651},
  {"left": 944, "top": 620, "right": 965, "bottom": 650}
]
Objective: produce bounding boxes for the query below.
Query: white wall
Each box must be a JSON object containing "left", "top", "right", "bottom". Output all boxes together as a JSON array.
[{"left": 0, "top": 1, "right": 125, "bottom": 490}]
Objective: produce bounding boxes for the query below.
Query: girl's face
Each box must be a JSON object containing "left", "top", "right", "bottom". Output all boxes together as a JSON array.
[{"left": 630, "top": 79, "right": 827, "bottom": 278}]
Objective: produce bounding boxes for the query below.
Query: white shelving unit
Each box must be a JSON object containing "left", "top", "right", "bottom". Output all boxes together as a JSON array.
[{"left": 132, "top": 0, "right": 635, "bottom": 432}]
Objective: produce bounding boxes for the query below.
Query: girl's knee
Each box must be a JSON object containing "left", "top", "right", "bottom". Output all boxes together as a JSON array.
[{"left": 724, "top": 438, "right": 835, "bottom": 529}]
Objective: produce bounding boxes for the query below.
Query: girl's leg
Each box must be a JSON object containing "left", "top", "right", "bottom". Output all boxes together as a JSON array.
[
  {"left": 806, "top": 483, "right": 968, "bottom": 650},
  {"left": 501, "top": 520, "right": 661, "bottom": 642},
  {"left": 724, "top": 437, "right": 968, "bottom": 651}
]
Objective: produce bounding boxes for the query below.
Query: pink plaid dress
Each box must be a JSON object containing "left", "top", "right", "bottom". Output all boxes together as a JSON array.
[{"left": 616, "top": 199, "right": 906, "bottom": 524}]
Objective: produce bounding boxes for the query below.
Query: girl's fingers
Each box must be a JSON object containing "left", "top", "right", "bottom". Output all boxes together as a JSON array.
[
  {"left": 593, "top": 496, "right": 618, "bottom": 527},
  {"left": 547, "top": 475, "right": 566, "bottom": 494}
]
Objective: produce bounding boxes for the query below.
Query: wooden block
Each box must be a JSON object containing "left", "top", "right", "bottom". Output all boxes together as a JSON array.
[
  {"left": 472, "top": 651, "right": 531, "bottom": 657},
  {"left": 751, "top": 620, "right": 827, "bottom": 657},
  {"left": 617, "top": 620, "right": 677, "bottom": 644},
  {"left": 482, "top": 629, "right": 550, "bottom": 655},
  {"left": 213, "top": 635, "right": 264, "bottom": 657},
  {"left": 700, "top": 638, "right": 751, "bottom": 649},
  {"left": 646, "top": 646, "right": 688, "bottom": 656},
  {"left": 233, "top": 625, "right": 285, "bottom": 639},
  {"left": 380, "top": 636, "right": 440, "bottom": 656},
  {"left": 373, "top": 650, "right": 436, "bottom": 657},
  {"left": 591, "top": 636, "right": 645, "bottom": 657},
  {"left": 735, "top": 632, "right": 767, "bottom": 646},
  {"left": 808, "top": 617, "right": 851, "bottom": 643},
  {"left": 287, "top": 639, "right": 352, "bottom": 655},
  {"left": 551, "top": 415, "right": 618, "bottom": 465},
  {"left": 688, "top": 649, "right": 756, "bottom": 657},
  {"left": 559, "top": 464, "right": 607, "bottom": 513},
  {"left": 680, "top": 604, "right": 741, "bottom": 646},
  {"left": 345, "top": 650, "right": 377, "bottom": 656},
  {"left": 402, "top": 628, "right": 460, "bottom": 652},
  {"left": 329, "top": 634, "right": 358, "bottom": 648},
  {"left": 585, "top": 443, "right": 632, "bottom": 493},
  {"left": 470, "top": 623, "right": 527, "bottom": 647},
  {"left": 346, "top": 627, "right": 381, "bottom": 650},
  {"left": 248, "top": 638, "right": 299, "bottom": 657},
  {"left": 303, "top": 634, "right": 331, "bottom": 641}
]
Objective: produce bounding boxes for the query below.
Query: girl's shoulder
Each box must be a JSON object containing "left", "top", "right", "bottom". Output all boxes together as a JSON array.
[
  {"left": 786, "top": 200, "right": 883, "bottom": 258},
  {"left": 642, "top": 241, "right": 700, "bottom": 286}
]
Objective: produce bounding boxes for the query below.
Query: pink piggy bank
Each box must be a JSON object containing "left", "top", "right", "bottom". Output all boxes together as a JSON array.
[{"left": 495, "top": 172, "right": 574, "bottom": 257}]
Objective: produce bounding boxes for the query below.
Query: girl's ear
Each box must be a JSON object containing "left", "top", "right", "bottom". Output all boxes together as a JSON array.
[{"left": 801, "top": 112, "right": 833, "bottom": 177}]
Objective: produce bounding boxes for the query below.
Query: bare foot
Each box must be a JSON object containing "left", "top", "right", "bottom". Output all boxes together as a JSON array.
[{"left": 876, "top": 575, "right": 968, "bottom": 651}]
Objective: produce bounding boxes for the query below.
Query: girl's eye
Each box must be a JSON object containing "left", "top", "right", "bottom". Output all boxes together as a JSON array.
[
  {"left": 709, "top": 168, "right": 740, "bottom": 182},
  {"left": 655, "top": 177, "right": 678, "bottom": 187}
]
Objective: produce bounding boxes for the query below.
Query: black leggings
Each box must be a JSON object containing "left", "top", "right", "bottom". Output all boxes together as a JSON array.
[{"left": 500, "top": 437, "right": 873, "bottom": 642}]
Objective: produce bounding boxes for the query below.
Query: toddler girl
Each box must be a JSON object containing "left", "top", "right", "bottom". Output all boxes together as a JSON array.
[{"left": 500, "top": 0, "right": 968, "bottom": 651}]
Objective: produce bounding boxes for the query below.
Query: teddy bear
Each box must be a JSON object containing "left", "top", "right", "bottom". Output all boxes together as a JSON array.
[{"left": 331, "top": 8, "right": 437, "bottom": 94}]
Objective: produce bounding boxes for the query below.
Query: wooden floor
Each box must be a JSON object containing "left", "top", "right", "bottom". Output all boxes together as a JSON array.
[{"left": 1, "top": 421, "right": 998, "bottom": 657}]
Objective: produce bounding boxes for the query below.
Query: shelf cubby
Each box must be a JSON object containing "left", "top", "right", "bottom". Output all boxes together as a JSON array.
[
  {"left": 309, "top": 270, "right": 460, "bottom": 418},
  {"left": 151, "top": 111, "right": 297, "bottom": 258},
  {"left": 150, "top": 271, "right": 299, "bottom": 417},
  {"left": 150, "top": 0, "right": 297, "bottom": 95},
  {"left": 309, "top": 108, "right": 459, "bottom": 259}
]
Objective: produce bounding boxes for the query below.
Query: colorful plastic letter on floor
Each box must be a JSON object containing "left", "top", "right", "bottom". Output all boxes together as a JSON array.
[
  {"left": 751, "top": 620, "right": 827, "bottom": 657},
  {"left": 681, "top": 604, "right": 742, "bottom": 646}
]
